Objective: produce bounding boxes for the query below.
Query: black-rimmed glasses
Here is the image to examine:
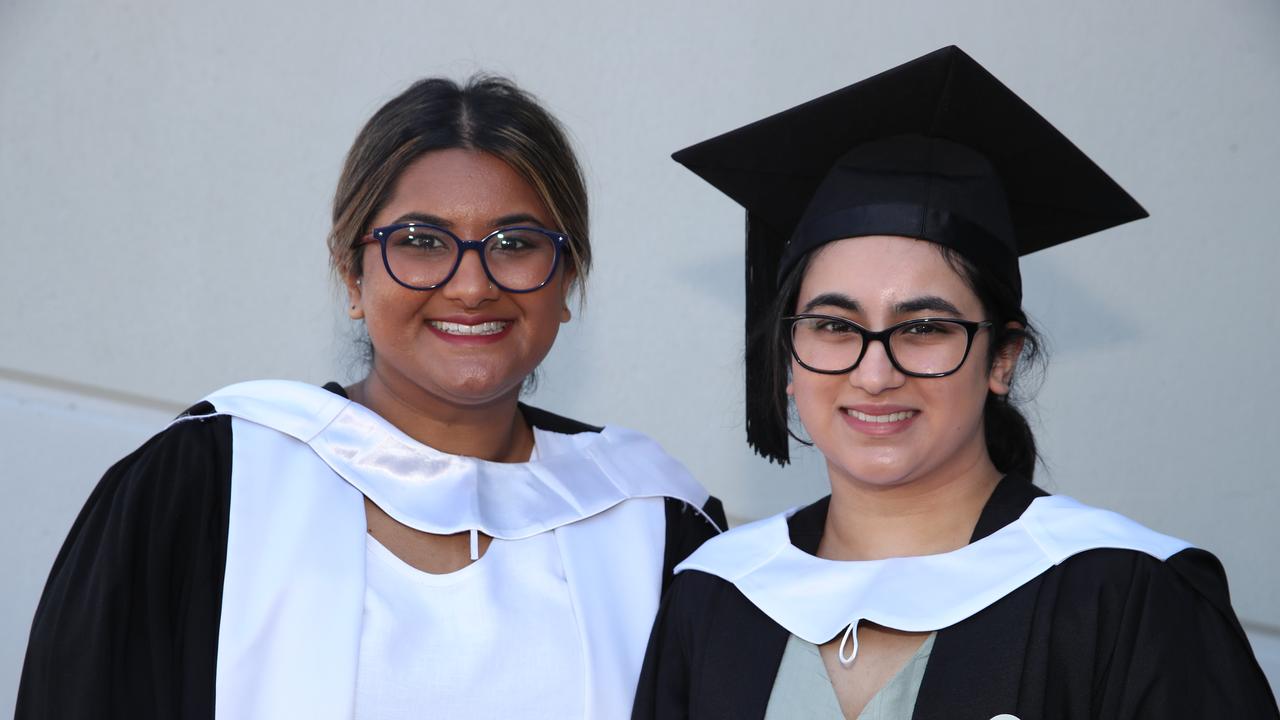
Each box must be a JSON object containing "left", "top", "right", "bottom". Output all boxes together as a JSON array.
[
  {"left": 784, "top": 315, "right": 993, "bottom": 377},
  {"left": 359, "top": 223, "right": 569, "bottom": 293}
]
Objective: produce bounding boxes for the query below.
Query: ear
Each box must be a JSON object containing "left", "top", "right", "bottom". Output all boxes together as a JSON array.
[
  {"left": 559, "top": 266, "right": 578, "bottom": 324},
  {"left": 344, "top": 272, "right": 365, "bottom": 320},
  {"left": 988, "top": 322, "right": 1024, "bottom": 396}
]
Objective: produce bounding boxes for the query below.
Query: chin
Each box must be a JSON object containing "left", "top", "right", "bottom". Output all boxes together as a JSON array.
[
  {"left": 436, "top": 374, "right": 525, "bottom": 405},
  {"left": 825, "top": 448, "right": 925, "bottom": 489}
]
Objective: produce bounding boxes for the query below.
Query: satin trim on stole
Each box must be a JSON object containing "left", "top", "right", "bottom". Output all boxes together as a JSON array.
[
  {"left": 200, "top": 379, "right": 709, "bottom": 719},
  {"left": 203, "top": 379, "right": 716, "bottom": 536},
  {"left": 675, "top": 495, "right": 1191, "bottom": 662}
]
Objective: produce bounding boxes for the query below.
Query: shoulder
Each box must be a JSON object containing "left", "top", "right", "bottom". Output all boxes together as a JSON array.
[
  {"left": 670, "top": 566, "right": 739, "bottom": 599},
  {"left": 519, "top": 402, "right": 603, "bottom": 434},
  {"left": 105, "top": 401, "right": 232, "bottom": 497},
  {"left": 1025, "top": 496, "right": 1227, "bottom": 612},
  {"left": 666, "top": 495, "right": 726, "bottom": 534},
  {"left": 661, "top": 497, "right": 726, "bottom": 594},
  {"left": 1041, "top": 542, "right": 1261, "bottom": 676},
  {"left": 1050, "top": 543, "right": 1236, "bottom": 616},
  {"left": 1041, "top": 546, "right": 1277, "bottom": 710},
  {"left": 522, "top": 404, "right": 717, "bottom": 518},
  {"left": 660, "top": 567, "right": 786, "bottom": 655},
  {"left": 35, "top": 401, "right": 235, "bottom": 612},
  {"left": 80, "top": 403, "right": 234, "bottom": 537},
  {"left": 663, "top": 568, "right": 745, "bottom": 626},
  {"left": 142, "top": 399, "right": 234, "bottom": 468}
]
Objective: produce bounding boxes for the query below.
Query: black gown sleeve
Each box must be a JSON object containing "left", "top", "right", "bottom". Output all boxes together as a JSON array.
[
  {"left": 15, "top": 407, "right": 232, "bottom": 720},
  {"left": 633, "top": 570, "right": 712, "bottom": 720},
  {"left": 633, "top": 567, "right": 791, "bottom": 720},
  {"left": 1084, "top": 549, "right": 1279, "bottom": 718},
  {"left": 661, "top": 496, "right": 726, "bottom": 595}
]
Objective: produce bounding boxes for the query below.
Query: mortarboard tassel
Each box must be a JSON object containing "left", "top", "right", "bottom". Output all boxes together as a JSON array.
[{"left": 744, "top": 212, "right": 792, "bottom": 465}]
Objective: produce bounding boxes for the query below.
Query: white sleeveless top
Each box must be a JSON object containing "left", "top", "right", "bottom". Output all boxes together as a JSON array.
[
  {"left": 353, "top": 533, "right": 585, "bottom": 718},
  {"left": 352, "top": 435, "right": 584, "bottom": 719}
]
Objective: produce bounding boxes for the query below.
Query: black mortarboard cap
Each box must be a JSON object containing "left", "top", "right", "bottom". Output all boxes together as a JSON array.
[{"left": 672, "top": 45, "right": 1148, "bottom": 463}]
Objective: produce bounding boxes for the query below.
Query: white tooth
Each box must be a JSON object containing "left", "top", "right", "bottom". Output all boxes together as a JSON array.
[
  {"left": 846, "top": 409, "right": 917, "bottom": 423},
  {"left": 432, "top": 320, "right": 507, "bottom": 336}
]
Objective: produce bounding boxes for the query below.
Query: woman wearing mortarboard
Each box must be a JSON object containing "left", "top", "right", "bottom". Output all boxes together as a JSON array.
[
  {"left": 16, "top": 76, "right": 724, "bottom": 720},
  {"left": 633, "top": 47, "right": 1279, "bottom": 719}
]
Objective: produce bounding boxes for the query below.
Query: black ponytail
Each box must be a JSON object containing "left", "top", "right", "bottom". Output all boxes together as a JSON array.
[
  {"left": 940, "top": 247, "right": 1044, "bottom": 480},
  {"left": 983, "top": 393, "right": 1038, "bottom": 479}
]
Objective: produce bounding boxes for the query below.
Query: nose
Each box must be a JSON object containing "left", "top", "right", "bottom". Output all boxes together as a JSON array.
[
  {"left": 848, "top": 338, "right": 906, "bottom": 395},
  {"left": 439, "top": 247, "right": 500, "bottom": 305}
]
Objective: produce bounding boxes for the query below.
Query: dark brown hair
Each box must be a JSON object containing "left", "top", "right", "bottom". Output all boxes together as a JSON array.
[{"left": 328, "top": 75, "right": 590, "bottom": 291}]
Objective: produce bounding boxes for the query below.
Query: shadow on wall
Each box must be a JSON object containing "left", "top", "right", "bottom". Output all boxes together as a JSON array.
[
  {"left": 1020, "top": 259, "right": 1141, "bottom": 357},
  {"left": 675, "top": 252, "right": 741, "bottom": 311}
]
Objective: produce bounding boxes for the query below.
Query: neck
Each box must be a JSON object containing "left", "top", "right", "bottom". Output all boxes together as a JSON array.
[
  {"left": 347, "top": 368, "right": 533, "bottom": 463},
  {"left": 818, "top": 448, "right": 1002, "bottom": 562}
]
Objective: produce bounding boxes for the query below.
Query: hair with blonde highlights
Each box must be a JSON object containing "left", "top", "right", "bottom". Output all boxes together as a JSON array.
[{"left": 328, "top": 75, "right": 590, "bottom": 293}]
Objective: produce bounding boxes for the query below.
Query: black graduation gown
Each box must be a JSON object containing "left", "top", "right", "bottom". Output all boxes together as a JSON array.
[
  {"left": 633, "top": 478, "right": 1279, "bottom": 719},
  {"left": 17, "top": 385, "right": 725, "bottom": 719}
]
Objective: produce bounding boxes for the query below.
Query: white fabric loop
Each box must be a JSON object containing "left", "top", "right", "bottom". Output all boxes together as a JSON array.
[{"left": 838, "top": 619, "right": 861, "bottom": 666}]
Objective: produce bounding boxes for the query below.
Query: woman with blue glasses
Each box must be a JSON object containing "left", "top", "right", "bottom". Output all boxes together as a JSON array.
[
  {"left": 634, "top": 47, "right": 1277, "bottom": 719},
  {"left": 18, "top": 75, "right": 723, "bottom": 720}
]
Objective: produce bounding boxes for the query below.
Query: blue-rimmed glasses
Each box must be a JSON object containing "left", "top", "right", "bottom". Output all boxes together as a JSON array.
[
  {"left": 784, "top": 315, "right": 993, "bottom": 377},
  {"left": 359, "top": 222, "right": 569, "bottom": 293}
]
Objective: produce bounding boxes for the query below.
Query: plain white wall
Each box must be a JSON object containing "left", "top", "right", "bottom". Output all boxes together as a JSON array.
[{"left": 3, "top": 0, "right": 1278, "bottom": 711}]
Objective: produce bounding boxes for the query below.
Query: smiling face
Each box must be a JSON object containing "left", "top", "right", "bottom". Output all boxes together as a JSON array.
[
  {"left": 789, "top": 235, "right": 1016, "bottom": 490},
  {"left": 346, "top": 148, "right": 573, "bottom": 409}
]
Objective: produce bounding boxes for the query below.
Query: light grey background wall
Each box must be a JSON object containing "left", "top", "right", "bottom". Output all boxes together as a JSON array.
[{"left": 3, "top": 0, "right": 1278, "bottom": 711}]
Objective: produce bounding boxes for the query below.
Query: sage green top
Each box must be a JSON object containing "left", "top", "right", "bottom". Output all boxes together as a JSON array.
[{"left": 763, "top": 632, "right": 935, "bottom": 720}]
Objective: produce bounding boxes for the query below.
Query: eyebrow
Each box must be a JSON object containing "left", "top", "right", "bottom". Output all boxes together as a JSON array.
[
  {"left": 894, "top": 295, "right": 963, "bottom": 316},
  {"left": 802, "top": 293, "right": 860, "bottom": 314},
  {"left": 492, "top": 213, "right": 550, "bottom": 228},
  {"left": 391, "top": 212, "right": 452, "bottom": 227},
  {"left": 389, "top": 212, "right": 552, "bottom": 231},
  {"left": 800, "top": 292, "right": 963, "bottom": 316}
]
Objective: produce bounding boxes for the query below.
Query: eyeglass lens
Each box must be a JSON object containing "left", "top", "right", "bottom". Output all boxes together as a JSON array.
[
  {"left": 790, "top": 318, "right": 972, "bottom": 375},
  {"left": 382, "top": 226, "right": 558, "bottom": 291}
]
